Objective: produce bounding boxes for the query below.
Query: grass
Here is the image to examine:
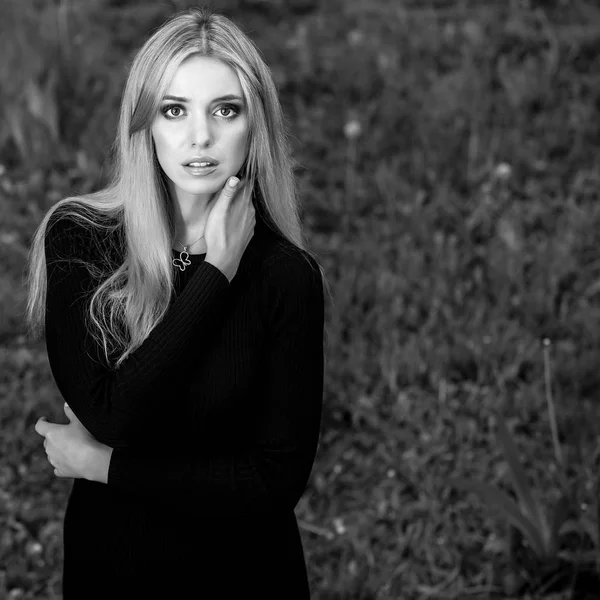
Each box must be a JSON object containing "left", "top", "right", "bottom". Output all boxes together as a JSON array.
[{"left": 2, "top": 0, "right": 600, "bottom": 597}]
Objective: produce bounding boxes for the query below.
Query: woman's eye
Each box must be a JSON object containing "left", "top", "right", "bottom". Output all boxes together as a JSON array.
[
  {"left": 216, "top": 105, "right": 239, "bottom": 119},
  {"left": 162, "top": 104, "right": 184, "bottom": 119}
]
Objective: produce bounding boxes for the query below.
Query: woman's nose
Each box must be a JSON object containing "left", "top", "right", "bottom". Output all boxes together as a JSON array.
[{"left": 190, "top": 115, "right": 213, "bottom": 148}]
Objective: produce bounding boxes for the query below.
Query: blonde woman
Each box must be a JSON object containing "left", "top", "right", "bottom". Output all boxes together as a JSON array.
[{"left": 25, "top": 8, "right": 328, "bottom": 599}]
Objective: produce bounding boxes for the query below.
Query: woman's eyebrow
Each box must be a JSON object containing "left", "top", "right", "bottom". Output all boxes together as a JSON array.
[{"left": 161, "top": 94, "right": 244, "bottom": 103}]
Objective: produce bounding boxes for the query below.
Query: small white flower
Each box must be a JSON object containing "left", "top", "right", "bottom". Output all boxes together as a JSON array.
[
  {"left": 377, "top": 52, "right": 392, "bottom": 71},
  {"left": 462, "top": 20, "right": 484, "bottom": 46},
  {"left": 333, "top": 517, "right": 346, "bottom": 535},
  {"left": 26, "top": 541, "right": 43, "bottom": 556},
  {"left": 344, "top": 120, "right": 361, "bottom": 140},
  {"left": 347, "top": 29, "right": 364, "bottom": 46},
  {"left": 494, "top": 162, "right": 512, "bottom": 179},
  {"left": 444, "top": 22, "right": 456, "bottom": 39}
]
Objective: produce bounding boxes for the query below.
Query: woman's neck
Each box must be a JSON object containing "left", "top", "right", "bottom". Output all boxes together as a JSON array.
[{"left": 173, "top": 236, "right": 207, "bottom": 254}]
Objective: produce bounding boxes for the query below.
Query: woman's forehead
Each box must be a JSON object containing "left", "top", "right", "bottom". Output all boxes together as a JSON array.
[{"left": 165, "top": 55, "right": 243, "bottom": 102}]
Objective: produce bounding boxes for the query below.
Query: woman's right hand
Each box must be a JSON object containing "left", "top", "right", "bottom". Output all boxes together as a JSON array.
[{"left": 204, "top": 176, "right": 256, "bottom": 283}]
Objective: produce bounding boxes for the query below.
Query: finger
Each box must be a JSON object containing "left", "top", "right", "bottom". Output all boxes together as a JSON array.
[
  {"left": 37, "top": 421, "right": 56, "bottom": 443},
  {"left": 54, "top": 468, "right": 60, "bottom": 477},
  {"left": 222, "top": 176, "right": 241, "bottom": 199},
  {"left": 64, "top": 402, "right": 76, "bottom": 421},
  {"left": 35, "top": 417, "right": 48, "bottom": 436}
]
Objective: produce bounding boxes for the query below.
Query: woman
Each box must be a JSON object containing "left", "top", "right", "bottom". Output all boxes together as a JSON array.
[{"left": 24, "top": 7, "right": 329, "bottom": 599}]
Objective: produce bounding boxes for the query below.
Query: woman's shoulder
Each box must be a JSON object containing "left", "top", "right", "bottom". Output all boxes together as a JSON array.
[
  {"left": 254, "top": 238, "right": 324, "bottom": 331},
  {"left": 47, "top": 210, "right": 83, "bottom": 238},
  {"left": 46, "top": 210, "right": 93, "bottom": 257},
  {"left": 47, "top": 205, "right": 103, "bottom": 241},
  {"left": 45, "top": 207, "right": 120, "bottom": 265},
  {"left": 257, "top": 235, "right": 323, "bottom": 298},
  {"left": 263, "top": 237, "right": 319, "bottom": 271}
]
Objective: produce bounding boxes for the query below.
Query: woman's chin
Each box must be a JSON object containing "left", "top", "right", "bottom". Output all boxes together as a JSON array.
[
  {"left": 177, "top": 179, "right": 224, "bottom": 197},
  {"left": 170, "top": 168, "right": 240, "bottom": 199}
]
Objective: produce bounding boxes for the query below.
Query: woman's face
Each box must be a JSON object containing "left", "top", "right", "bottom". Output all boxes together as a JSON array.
[{"left": 151, "top": 55, "right": 249, "bottom": 201}]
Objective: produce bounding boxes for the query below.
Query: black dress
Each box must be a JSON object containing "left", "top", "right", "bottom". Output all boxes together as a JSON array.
[{"left": 44, "top": 212, "right": 325, "bottom": 598}]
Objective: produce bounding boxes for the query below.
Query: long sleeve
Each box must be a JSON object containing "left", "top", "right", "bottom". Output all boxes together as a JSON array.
[
  {"left": 106, "top": 252, "right": 325, "bottom": 516},
  {"left": 44, "top": 215, "right": 231, "bottom": 447}
]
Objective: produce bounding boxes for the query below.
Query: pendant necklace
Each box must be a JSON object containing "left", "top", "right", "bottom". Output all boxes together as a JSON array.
[{"left": 172, "top": 232, "right": 205, "bottom": 272}]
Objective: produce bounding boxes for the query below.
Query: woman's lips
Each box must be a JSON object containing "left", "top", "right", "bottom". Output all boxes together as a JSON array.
[{"left": 183, "top": 164, "right": 218, "bottom": 177}]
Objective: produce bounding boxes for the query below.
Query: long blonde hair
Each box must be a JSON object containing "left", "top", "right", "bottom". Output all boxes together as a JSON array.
[{"left": 23, "top": 7, "right": 331, "bottom": 368}]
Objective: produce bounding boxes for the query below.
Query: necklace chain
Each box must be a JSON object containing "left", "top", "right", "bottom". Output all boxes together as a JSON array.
[{"left": 177, "top": 232, "right": 204, "bottom": 251}]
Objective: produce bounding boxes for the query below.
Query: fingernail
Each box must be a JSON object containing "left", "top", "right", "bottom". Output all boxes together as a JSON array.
[{"left": 229, "top": 177, "right": 239, "bottom": 187}]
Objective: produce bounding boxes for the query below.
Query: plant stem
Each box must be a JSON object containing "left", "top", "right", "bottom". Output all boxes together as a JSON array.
[
  {"left": 543, "top": 338, "right": 562, "bottom": 467},
  {"left": 57, "top": 0, "right": 71, "bottom": 65},
  {"left": 344, "top": 139, "right": 357, "bottom": 238}
]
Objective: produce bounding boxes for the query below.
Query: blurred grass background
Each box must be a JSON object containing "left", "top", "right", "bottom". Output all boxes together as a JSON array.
[{"left": 2, "top": 0, "right": 600, "bottom": 598}]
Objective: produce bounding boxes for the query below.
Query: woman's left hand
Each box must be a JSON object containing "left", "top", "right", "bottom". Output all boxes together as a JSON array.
[{"left": 35, "top": 403, "right": 112, "bottom": 482}]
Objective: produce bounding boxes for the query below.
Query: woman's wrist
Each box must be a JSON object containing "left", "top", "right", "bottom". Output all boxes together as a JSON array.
[{"left": 86, "top": 442, "right": 113, "bottom": 484}]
